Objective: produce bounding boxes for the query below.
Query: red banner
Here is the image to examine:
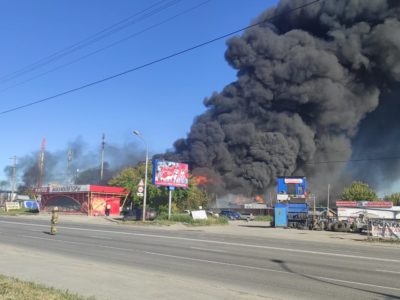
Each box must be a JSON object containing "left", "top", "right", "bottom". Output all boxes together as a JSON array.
[
  {"left": 336, "top": 201, "right": 357, "bottom": 207},
  {"left": 336, "top": 201, "right": 393, "bottom": 208},
  {"left": 365, "top": 201, "right": 393, "bottom": 208}
]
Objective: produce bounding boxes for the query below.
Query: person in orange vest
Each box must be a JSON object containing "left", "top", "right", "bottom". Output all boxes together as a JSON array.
[{"left": 105, "top": 203, "right": 111, "bottom": 216}]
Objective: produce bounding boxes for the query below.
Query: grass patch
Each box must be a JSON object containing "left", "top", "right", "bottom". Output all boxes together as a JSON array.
[
  {"left": 122, "top": 213, "right": 228, "bottom": 226},
  {"left": 158, "top": 213, "right": 228, "bottom": 225},
  {"left": 0, "top": 208, "right": 39, "bottom": 216},
  {"left": 254, "top": 215, "right": 273, "bottom": 222},
  {"left": 0, "top": 274, "right": 93, "bottom": 300}
]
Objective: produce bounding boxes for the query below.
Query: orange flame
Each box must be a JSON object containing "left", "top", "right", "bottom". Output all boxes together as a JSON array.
[
  {"left": 194, "top": 175, "right": 209, "bottom": 185},
  {"left": 254, "top": 195, "right": 264, "bottom": 203}
]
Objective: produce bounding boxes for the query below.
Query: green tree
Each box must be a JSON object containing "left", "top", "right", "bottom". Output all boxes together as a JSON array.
[
  {"left": 341, "top": 181, "right": 377, "bottom": 201},
  {"left": 108, "top": 163, "right": 212, "bottom": 212},
  {"left": 108, "top": 162, "right": 157, "bottom": 208},
  {"left": 384, "top": 193, "right": 400, "bottom": 206}
]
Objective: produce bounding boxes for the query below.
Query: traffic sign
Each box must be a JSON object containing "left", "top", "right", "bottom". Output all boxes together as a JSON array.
[
  {"left": 137, "top": 192, "right": 144, "bottom": 197},
  {"left": 138, "top": 179, "right": 144, "bottom": 187},
  {"left": 137, "top": 186, "right": 144, "bottom": 193}
]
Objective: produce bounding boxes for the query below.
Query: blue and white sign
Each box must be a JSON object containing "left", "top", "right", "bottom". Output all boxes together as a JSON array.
[{"left": 23, "top": 200, "right": 39, "bottom": 210}]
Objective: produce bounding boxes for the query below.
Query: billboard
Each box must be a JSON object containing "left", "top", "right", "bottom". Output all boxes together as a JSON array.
[{"left": 152, "top": 160, "right": 189, "bottom": 188}]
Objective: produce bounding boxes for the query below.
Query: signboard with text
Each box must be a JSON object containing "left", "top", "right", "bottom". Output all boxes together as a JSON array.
[
  {"left": 49, "top": 185, "right": 90, "bottom": 193},
  {"left": 336, "top": 201, "right": 393, "bottom": 208},
  {"left": 152, "top": 160, "right": 189, "bottom": 188},
  {"left": 5, "top": 202, "right": 20, "bottom": 211}
]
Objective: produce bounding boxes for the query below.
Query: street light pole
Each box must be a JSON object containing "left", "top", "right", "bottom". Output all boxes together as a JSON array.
[{"left": 133, "top": 130, "right": 149, "bottom": 222}]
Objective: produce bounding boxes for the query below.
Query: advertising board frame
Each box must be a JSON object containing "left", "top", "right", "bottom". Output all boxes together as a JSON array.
[{"left": 152, "top": 160, "right": 189, "bottom": 189}]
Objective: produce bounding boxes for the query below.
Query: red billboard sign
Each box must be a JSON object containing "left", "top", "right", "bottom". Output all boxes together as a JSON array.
[
  {"left": 152, "top": 160, "right": 189, "bottom": 188},
  {"left": 336, "top": 201, "right": 358, "bottom": 207},
  {"left": 364, "top": 201, "right": 393, "bottom": 208},
  {"left": 336, "top": 200, "right": 393, "bottom": 208}
]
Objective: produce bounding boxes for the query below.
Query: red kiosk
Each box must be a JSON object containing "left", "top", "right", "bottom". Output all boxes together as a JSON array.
[{"left": 36, "top": 185, "right": 128, "bottom": 216}]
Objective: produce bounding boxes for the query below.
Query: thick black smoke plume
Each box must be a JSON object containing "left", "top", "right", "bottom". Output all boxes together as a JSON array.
[
  {"left": 3, "top": 137, "right": 145, "bottom": 190},
  {"left": 165, "top": 0, "right": 400, "bottom": 197}
]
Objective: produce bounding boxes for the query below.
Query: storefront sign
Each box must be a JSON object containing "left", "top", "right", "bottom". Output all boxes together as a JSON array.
[
  {"left": 49, "top": 185, "right": 90, "bottom": 193},
  {"left": 244, "top": 203, "right": 268, "bottom": 209}
]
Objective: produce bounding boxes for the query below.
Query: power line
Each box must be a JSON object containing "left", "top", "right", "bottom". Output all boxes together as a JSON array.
[
  {"left": 0, "top": 0, "right": 321, "bottom": 116},
  {"left": 0, "top": 0, "right": 211, "bottom": 95},
  {"left": 306, "top": 156, "right": 400, "bottom": 165},
  {"left": 0, "top": 0, "right": 180, "bottom": 84}
]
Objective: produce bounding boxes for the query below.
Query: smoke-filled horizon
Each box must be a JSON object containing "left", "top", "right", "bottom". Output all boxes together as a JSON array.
[
  {"left": 2, "top": 136, "right": 146, "bottom": 189},
  {"left": 163, "top": 0, "right": 400, "bottom": 199}
]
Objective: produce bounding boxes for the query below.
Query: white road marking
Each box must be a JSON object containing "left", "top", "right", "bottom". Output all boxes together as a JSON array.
[
  {"left": 310, "top": 275, "right": 400, "bottom": 292},
  {"left": 145, "top": 251, "right": 400, "bottom": 292},
  {"left": 20, "top": 235, "right": 132, "bottom": 253},
  {"left": 11, "top": 232, "right": 400, "bottom": 293},
  {"left": 375, "top": 269, "right": 400, "bottom": 275},
  {"left": 190, "top": 246, "right": 226, "bottom": 253},
  {"left": 2, "top": 219, "right": 399, "bottom": 264},
  {"left": 89, "top": 235, "right": 113, "bottom": 240}
]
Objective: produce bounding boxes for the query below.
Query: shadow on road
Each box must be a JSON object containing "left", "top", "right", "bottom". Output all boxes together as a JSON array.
[{"left": 270, "top": 259, "right": 399, "bottom": 299}]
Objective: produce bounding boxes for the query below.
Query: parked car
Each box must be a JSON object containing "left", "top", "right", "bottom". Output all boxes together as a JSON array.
[
  {"left": 240, "top": 213, "right": 255, "bottom": 221},
  {"left": 219, "top": 210, "right": 241, "bottom": 220},
  {"left": 206, "top": 210, "right": 219, "bottom": 217},
  {"left": 122, "top": 208, "right": 156, "bottom": 221}
]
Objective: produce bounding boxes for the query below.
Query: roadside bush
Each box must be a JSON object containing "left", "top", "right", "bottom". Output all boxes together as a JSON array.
[
  {"left": 155, "top": 213, "right": 192, "bottom": 222},
  {"left": 155, "top": 213, "right": 228, "bottom": 226},
  {"left": 191, "top": 217, "right": 228, "bottom": 226},
  {"left": 169, "top": 213, "right": 192, "bottom": 223},
  {"left": 254, "top": 215, "right": 273, "bottom": 222}
]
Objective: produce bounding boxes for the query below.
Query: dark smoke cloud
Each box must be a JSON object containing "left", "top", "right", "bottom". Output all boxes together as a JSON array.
[
  {"left": 3, "top": 137, "right": 145, "bottom": 189},
  {"left": 165, "top": 0, "right": 400, "bottom": 198}
]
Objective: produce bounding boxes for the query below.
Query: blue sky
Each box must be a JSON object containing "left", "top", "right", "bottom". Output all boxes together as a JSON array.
[{"left": 0, "top": 0, "right": 277, "bottom": 182}]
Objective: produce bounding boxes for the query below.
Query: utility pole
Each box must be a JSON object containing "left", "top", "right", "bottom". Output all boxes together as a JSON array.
[
  {"left": 100, "top": 133, "right": 105, "bottom": 183},
  {"left": 67, "top": 149, "right": 73, "bottom": 184},
  {"left": 9, "top": 156, "right": 17, "bottom": 201},
  {"left": 327, "top": 184, "right": 331, "bottom": 217},
  {"left": 37, "top": 138, "right": 46, "bottom": 188}
]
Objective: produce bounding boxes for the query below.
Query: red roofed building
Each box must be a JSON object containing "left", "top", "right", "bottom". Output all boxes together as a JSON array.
[{"left": 35, "top": 185, "right": 128, "bottom": 216}]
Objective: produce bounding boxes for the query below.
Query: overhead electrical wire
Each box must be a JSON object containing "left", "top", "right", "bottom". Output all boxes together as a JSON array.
[
  {"left": 0, "top": 0, "right": 321, "bottom": 116},
  {"left": 306, "top": 156, "right": 400, "bottom": 165},
  {"left": 0, "top": 0, "right": 181, "bottom": 84},
  {"left": 0, "top": 0, "right": 211, "bottom": 95}
]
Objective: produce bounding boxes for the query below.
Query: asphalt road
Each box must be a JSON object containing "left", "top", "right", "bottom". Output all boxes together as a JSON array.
[{"left": 0, "top": 216, "right": 399, "bottom": 300}]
